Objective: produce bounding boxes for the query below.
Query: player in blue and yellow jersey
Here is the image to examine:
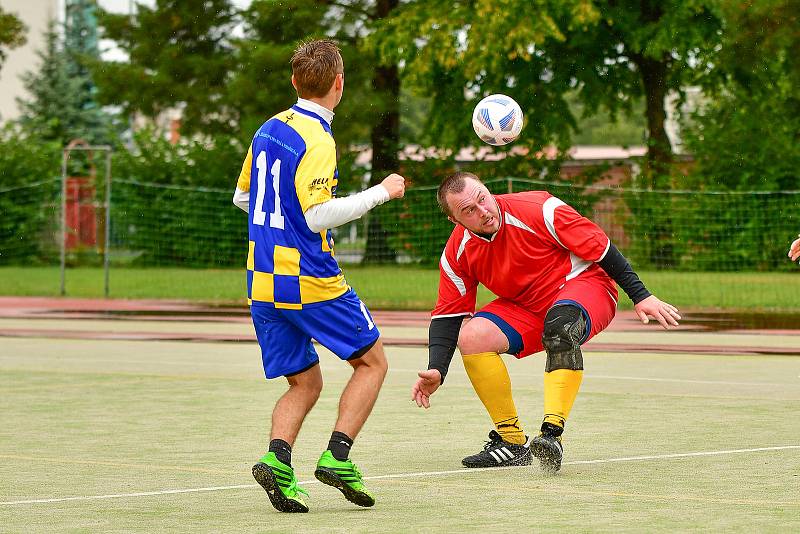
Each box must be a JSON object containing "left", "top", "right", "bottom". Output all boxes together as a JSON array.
[{"left": 232, "top": 39, "right": 405, "bottom": 513}]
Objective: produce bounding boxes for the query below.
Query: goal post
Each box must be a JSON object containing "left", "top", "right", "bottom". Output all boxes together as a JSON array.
[{"left": 60, "top": 140, "right": 112, "bottom": 297}]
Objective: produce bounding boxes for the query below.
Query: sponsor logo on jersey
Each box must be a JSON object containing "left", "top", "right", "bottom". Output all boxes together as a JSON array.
[{"left": 309, "top": 177, "right": 327, "bottom": 191}]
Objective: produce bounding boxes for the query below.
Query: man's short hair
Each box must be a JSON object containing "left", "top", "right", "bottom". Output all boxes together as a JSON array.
[
  {"left": 291, "top": 39, "right": 344, "bottom": 99},
  {"left": 437, "top": 171, "right": 482, "bottom": 216}
]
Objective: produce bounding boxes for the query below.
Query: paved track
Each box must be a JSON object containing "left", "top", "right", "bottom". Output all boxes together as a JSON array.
[{"left": 1, "top": 297, "right": 798, "bottom": 356}]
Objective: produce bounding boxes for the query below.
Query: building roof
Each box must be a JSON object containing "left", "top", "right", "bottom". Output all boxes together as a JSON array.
[{"left": 354, "top": 144, "right": 647, "bottom": 166}]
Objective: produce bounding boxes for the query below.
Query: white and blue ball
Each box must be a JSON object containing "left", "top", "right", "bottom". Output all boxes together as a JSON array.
[{"left": 471, "top": 94, "right": 523, "bottom": 146}]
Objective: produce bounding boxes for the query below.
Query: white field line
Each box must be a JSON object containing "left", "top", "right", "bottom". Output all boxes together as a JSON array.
[
  {"left": 2, "top": 354, "right": 797, "bottom": 388},
  {"left": 3, "top": 445, "right": 798, "bottom": 506},
  {"left": 2, "top": 358, "right": 797, "bottom": 388}
]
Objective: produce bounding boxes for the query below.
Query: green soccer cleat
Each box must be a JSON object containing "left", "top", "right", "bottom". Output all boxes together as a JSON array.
[
  {"left": 314, "top": 450, "right": 375, "bottom": 507},
  {"left": 252, "top": 452, "right": 309, "bottom": 513}
]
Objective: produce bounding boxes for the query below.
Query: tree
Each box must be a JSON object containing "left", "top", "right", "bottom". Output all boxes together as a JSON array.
[
  {"left": 94, "top": 0, "right": 239, "bottom": 136},
  {"left": 229, "top": 0, "right": 374, "bottom": 152},
  {"left": 714, "top": 0, "right": 800, "bottom": 90},
  {"left": 682, "top": 0, "right": 800, "bottom": 192},
  {"left": 556, "top": 1, "right": 723, "bottom": 178},
  {"left": 96, "top": 0, "right": 407, "bottom": 262},
  {"left": 16, "top": 21, "right": 111, "bottom": 146},
  {"left": 371, "top": 0, "right": 592, "bottom": 154},
  {"left": 64, "top": 0, "right": 104, "bottom": 133},
  {"left": 234, "top": 0, "right": 404, "bottom": 262},
  {"left": 372, "top": 1, "right": 725, "bottom": 269},
  {"left": 0, "top": 6, "right": 26, "bottom": 73},
  {"left": 361, "top": 0, "right": 402, "bottom": 264},
  {"left": 372, "top": 1, "right": 723, "bottom": 176}
]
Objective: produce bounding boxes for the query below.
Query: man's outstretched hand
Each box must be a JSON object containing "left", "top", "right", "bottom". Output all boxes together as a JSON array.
[
  {"left": 411, "top": 369, "right": 442, "bottom": 409},
  {"left": 634, "top": 295, "right": 681, "bottom": 329}
]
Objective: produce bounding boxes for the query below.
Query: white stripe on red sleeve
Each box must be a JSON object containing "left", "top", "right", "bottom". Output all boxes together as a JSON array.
[
  {"left": 440, "top": 251, "right": 467, "bottom": 296},
  {"left": 542, "top": 196, "right": 566, "bottom": 247}
]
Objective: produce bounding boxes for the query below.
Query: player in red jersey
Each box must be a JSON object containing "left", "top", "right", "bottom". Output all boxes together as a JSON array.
[{"left": 411, "top": 171, "right": 681, "bottom": 472}]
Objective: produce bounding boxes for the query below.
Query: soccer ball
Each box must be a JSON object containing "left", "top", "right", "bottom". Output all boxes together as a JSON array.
[{"left": 471, "top": 94, "right": 523, "bottom": 146}]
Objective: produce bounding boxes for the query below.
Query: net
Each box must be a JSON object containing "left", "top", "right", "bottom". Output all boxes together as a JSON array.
[
  {"left": 110, "top": 179, "right": 246, "bottom": 267},
  {"left": 2, "top": 176, "right": 799, "bottom": 308},
  {"left": 0, "top": 179, "right": 61, "bottom": 266}
]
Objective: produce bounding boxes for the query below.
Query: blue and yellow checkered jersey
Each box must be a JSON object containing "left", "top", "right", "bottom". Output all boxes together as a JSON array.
[{"left": 237, "top": 105, "right": 348, "bottom": 309}]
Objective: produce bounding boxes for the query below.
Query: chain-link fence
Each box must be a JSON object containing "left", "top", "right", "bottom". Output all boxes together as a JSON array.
[{"left": 2, "top": 176, "right": 799, "bottom": 273}]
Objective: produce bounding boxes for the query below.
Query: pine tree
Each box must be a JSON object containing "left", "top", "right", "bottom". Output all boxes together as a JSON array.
[{"left": 17, "top": 14, "right": 112, "bottom": 145}]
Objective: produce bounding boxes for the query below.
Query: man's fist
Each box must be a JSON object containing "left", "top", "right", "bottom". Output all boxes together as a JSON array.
[{"left": 381, "top": 173, "right": 406, "bottom": 200}]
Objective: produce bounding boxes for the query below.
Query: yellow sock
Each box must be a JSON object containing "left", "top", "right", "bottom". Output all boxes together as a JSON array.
[
  {"left": 462, "top": 352, "right": 526, "bottom": 445},
  {"left": 543, "top": 369, "right": 583, "bottom": 430}
]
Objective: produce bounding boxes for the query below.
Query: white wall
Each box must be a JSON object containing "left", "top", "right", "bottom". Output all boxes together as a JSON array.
[{"left": 0, "top": 0, "right": 60, "bottom": 122}]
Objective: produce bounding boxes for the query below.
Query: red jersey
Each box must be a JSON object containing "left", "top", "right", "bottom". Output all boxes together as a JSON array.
[{"left": 432, "top": 191, "right": 615, "bottom": 318}]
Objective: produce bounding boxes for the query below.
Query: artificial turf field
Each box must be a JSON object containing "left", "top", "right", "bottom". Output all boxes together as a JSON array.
[{"left": 2, "top": 316, "right": 799, "bottom": 532}]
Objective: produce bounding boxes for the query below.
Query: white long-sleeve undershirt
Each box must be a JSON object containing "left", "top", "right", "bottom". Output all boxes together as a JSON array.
[
  {"left": 305, "top": 185, "right": 390, "bottom": 232},
  {"left": 233, "top": 188, "right": 249, "bottom": 212},
  {"left": 232, "top": 184, "right": 390, "bottom": 233}
]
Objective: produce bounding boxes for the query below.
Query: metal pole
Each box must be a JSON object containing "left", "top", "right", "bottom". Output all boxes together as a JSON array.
[
  {"left": 60, "top": 150, "right": 68, "bottom": 296},
  {"left": 507, "top": 177, "right": 513, "bottom": 194},
  {"left": 60, "top": 143, "right": 112, "bottom": 297},
  {"left": 103, "top": 150, "right": 111, "bottom": 298}
]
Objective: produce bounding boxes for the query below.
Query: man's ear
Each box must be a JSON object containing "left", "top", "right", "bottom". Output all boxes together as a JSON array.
[
  {"left": 447, "top": 216, "right": 457, "bottom": 225},
  {"left": 291, "top": 74, "right": 298, "bottom": 91}
]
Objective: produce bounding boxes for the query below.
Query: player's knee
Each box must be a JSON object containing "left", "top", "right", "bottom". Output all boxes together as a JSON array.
[
  {"left": 457, "top": 326, "right": 477, "bottom": 355},
  {"left": 542, "top": 304, "right": 587, "bottom": 372},
  {"left": 288, "top": 372, "right": 323, "bottom": 400},
  {"left": 457, "top": 320, "right": 496, "bottom": 354},
  {"left": 350, "top": 340, "right": 388, "bottom": 376},
  {"left": 370, "top": 348, "right": 388, "bottom": 377},
  {"left": 305, "top": 381, "right": 323, "bottom": 403}
]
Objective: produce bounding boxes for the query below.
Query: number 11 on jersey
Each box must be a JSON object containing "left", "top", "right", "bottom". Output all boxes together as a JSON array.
[{"left": 253, "top": 151, "right": 285, "bottom": 230}]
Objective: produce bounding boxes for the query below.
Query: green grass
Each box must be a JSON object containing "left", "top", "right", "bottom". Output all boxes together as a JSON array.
[
  {"left": 2, "top": 334, "right": 799, "bottom": 531},
  {"left": 1, "top": 266, "right": 799, "bottom": 311}
]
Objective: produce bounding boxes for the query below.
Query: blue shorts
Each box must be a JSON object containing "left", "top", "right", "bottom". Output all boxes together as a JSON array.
[{"left": 251, "top": 289, "right": 381, "bottom": 379}]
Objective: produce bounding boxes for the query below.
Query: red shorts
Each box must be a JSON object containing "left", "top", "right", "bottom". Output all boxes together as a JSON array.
[{"left": 475, "top": 270, "right": 618, "bottom": 358}]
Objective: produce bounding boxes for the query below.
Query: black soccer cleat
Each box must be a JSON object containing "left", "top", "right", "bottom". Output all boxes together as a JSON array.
[
  {"left": 462, "top": 430, "right": 532, "bottom": 468},
  {"left": 531, "top": 431, "right": 564, "bottom": 473}
]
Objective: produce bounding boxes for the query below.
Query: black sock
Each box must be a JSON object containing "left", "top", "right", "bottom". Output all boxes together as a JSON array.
[
  {"left": 541, "top": 421, "right": 564, "bottom": 437},
  {"left": 328, "top": 431, "right": 353, "bottom": 461},
  {"left": 269, "top": 438, "right": 292, "bottom": 466}
]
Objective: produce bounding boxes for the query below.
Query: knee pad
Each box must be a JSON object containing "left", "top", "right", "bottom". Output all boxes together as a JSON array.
[{"left": 542, "top": 304, "right": 587, "bottom": 372}]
